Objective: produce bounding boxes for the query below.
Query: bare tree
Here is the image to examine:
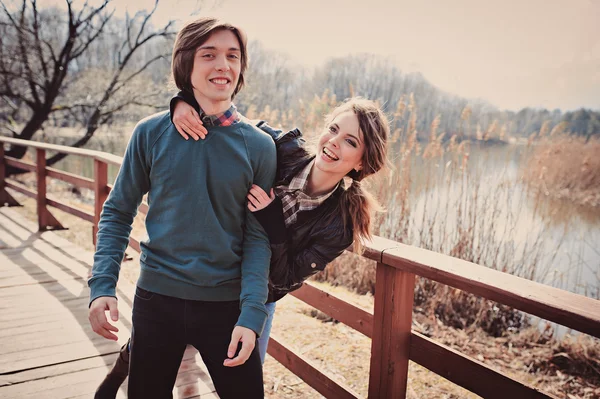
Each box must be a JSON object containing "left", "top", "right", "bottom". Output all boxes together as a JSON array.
[{"left": 0, "top": 0, "right": 176, "bottom": 174}]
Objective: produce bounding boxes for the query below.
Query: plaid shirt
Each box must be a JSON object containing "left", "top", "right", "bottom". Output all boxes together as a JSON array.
[
  {"left": 275, "top": 160, "right": 339, "bottom": 227},
  {"left": 199, "top": 103, "right": 240, "bottom": 126}
]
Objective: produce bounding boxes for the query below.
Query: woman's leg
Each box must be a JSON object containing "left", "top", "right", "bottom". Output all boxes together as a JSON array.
[
  {"left": 94, "top": 338, "right": 131, "bottom": 399},
  {"left": 257, "top": 301, "right": 276, "bottom": 364}
]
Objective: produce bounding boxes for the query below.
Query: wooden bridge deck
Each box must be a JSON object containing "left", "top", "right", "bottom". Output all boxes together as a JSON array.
[{"left": 0, "top": 208, "right": 217, "bottom": 398}]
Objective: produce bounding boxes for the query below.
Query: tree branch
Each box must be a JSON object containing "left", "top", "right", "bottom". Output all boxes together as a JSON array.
[
  {"left": 111, "top": 53, "right": 167, "bottom": 95},
  {"left": 71, "top": 9, "right": 114, "bottom": 58},
  {"left": 31, "top": 0, "right": 49, "bottom": 80}
]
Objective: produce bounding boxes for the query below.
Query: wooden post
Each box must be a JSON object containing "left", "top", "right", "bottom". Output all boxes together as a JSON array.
[
  {"left": 0, "top": 144, "right": 20, "bottom": 207},
  {"left": 368, "top": 262, "right": 416, "bottom": 398},
  {"left": 93, "top": 159, "right": 108, "bottom": 247},
  {"left": 36, "top": 149, "right": 63, "bottom": 231}
]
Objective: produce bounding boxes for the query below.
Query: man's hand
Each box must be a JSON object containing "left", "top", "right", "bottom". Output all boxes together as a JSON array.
[
  {"left": 88, "top": 296, "right": 119, "bottom": 341},
  {"left": 223, "top": 326, "right": 256, "bottom": 367}
]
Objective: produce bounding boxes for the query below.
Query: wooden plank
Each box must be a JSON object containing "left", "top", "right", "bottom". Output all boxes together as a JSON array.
[
  {"left": 129, "top": 236, "right": 142, "bottom": 253},
  {"left": 0, "top": 353, "right": 118, "bottom": 387},
  {"left": 0, "top": 136, "right": 124, "bottom": 168},
  {"left": 0, "top": 319, "right": 93, "bottom": 339},
  {"left": 5, "top": 179, "right": 36, "bottom": 199},
  {"left": 0, "top": 364, "right": 122, "bottom": 398},
  {"left": 368, "top": 262, "right": 415, "bottom": 399},
  {"left": 0, "top": 306, "right": 94, "bottom": 330},
  {"left": 46, "top": 167, "right": 95, "bottom": 190},
  {"left": 0, "top": 146, "right": 21, "bottom": 207},
  {"left": 291, "top": 282, "right": 373, "bottom": 337},
  {"left": 0, "top": 296, "right": 88, "bottom": 319},
  {"left": 410, "top": 332, "right": 556, "bottom": 399},
  {"left": 0, "top": 330, "right": 121, "bottom": 357},
  {"left": 36, "top": 149, "right": 64, "bottom": 231},
  {"left": 0, "top": 280, "right": 86, "bottom": 300},
  {"left": 4, "top": 156, "right": 36, "bottom": 172},
  {"left": 93, "top": 159, "right": 108, "bottom": 247},
  {"left": 351, "top": 235, "right": 400, "bottom": 263},
  {"left": 267, "top": 334, "right": 361, "bottom": 399},
  {"left": 47, "top": 195, "right": 95, "bottom": 222},
  {"left": 0, "top": 273, "right": 84, "bottom": 288},
  {"left": 0, "top": 339, "right": 122, "bottom": 374},
  {"left": 382, "top": 246, "right": 600, "bottom": 338}
]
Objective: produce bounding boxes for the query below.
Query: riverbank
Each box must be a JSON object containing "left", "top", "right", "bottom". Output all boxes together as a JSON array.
[{"left": 5, "top": 186, "right": 599, "bottom": 399}]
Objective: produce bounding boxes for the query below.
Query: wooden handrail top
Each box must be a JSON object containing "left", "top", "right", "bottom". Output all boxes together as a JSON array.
[
  {"left": 365, "top": 239, "right": 600, "bottom": 337},
  {"left": 0, "top": 136, "right": 123, "bottom": 167}
]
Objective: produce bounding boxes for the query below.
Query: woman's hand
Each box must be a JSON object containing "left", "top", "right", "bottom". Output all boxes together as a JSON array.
[
  {"left": 247, "top": 184, "right": 275, "bottom": 212},
  {"left": 172, "top": 100, "right": 208, "bottom": 141}
]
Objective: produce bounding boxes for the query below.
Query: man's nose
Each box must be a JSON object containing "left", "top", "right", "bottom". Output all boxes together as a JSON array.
[{"left": 215, "top": 55, "right": 230, "bottom": 72}]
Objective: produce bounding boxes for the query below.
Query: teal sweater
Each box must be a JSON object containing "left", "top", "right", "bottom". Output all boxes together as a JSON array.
[{"left": 88, "top": 110, "right": 276, "bottom": 336}]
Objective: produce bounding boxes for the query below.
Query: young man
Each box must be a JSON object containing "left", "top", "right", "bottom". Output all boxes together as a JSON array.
[{"left": 88, "top": 17, "right": 276, "bottom": 399}]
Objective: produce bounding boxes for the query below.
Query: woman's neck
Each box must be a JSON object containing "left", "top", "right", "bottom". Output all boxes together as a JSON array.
[{"left": 305, "top": 163, "right": 343, "bottom": 197}]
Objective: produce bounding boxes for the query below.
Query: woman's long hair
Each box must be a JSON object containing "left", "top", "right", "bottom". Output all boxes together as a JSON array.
[{"left": 325, "top": 98, "right": 391, "bottom": 253}]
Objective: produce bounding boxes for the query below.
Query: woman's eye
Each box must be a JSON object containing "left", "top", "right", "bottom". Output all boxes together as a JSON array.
[
  {"left": 329, "top": 126, "right": 337, "bottom": 134},
  {"left": 202, "top": 54, "right": 214, "bottom": 58},
  {"left": 346, "top": 139, "right": 357, "bottom": 148},
  {"left": 228, "top": 54, "right": 240, "bottom": 59}
]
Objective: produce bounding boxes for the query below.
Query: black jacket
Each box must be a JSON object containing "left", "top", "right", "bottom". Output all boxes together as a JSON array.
[
  {"left": 169, "top": 92, "right": 353, "bottom": 302},
  {"left": 252, "top": 122, "right": 354, "bottom": 302}
]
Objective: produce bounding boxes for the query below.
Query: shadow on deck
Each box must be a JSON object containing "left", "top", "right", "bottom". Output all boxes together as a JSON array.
[{"left": 0, "top": 208, "right": 217, "bottom": 398}]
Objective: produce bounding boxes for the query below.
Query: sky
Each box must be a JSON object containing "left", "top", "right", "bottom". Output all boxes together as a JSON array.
[{"left": 42, "top": 0, "right": 600, "bottom": 111}]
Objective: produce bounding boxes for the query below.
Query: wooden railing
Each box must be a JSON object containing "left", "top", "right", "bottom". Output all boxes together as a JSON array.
[{"left": 2, "top": 136, "right": 599, "bottom": 399}]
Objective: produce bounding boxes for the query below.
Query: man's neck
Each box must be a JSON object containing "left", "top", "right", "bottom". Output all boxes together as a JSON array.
[{"left": 194, "top": 94, "right": 232, "bottom": 116}]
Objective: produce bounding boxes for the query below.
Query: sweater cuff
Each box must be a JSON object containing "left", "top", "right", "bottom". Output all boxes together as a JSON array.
[
  {"left": 252, "top": 196, "right": 286, "bottom": 244},
  {"left": 88, "top": 276, "right": 117, "bottom": 307},
  {"left": 236, "top": 303, "right": 268, "bottom": 337},
  {"left": 169, "top": 91, "right": 195, "bottom": 123}
]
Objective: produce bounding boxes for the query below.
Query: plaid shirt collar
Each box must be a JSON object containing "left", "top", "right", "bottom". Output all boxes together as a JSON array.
[
  {"left": 198, "top": 103, "right": 240, "bottom": 127},
  {"left": 276, "top": 160, "right": 340, "bottom": 227}
]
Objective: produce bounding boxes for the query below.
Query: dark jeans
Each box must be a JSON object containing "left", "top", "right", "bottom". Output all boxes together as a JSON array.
[{"left": 128, "top": 287, "right": 264, "bottom": 399}]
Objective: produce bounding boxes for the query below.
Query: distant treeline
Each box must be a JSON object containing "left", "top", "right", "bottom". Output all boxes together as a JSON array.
[{"left": 3, "top": 8, "right": 598, "bottom": 141}]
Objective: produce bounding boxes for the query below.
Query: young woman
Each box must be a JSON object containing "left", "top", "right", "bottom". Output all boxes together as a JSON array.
[{"left": 95, "top": 96, "right": 389, "bottom": 398}]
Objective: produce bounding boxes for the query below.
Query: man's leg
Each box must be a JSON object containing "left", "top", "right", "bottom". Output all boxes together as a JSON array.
[
  {"left": 188, "top": 300, "right": 264, "bottom": 399},
  {"left": 257, "top": 302, "right": 276, "bottom": 364},
  {"left": 128, "top": 288, "right": 187, "bottom": 399}
]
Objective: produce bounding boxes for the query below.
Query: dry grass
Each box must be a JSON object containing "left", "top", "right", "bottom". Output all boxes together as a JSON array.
[{"left": 523, "top": 135, "right": 600, "bottom": 207}]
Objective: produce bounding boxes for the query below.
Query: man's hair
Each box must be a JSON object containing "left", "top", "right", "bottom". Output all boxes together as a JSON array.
[{"left": 171, "top": 17, "right": 248, "bottom": 99}]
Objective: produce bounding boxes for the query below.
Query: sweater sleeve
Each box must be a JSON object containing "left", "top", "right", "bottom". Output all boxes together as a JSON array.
[
  {"left": 88, "top": 123, "right": 151, "bottom": 306},
  {"left": 252, "top": 196, "right": 286, "bottom": 245},
  {"left": 235, "top": 139, "right": 277, "bottom": 337},
  {"left": 169, "top": 90, "right": 196, "bottom": 122}
]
